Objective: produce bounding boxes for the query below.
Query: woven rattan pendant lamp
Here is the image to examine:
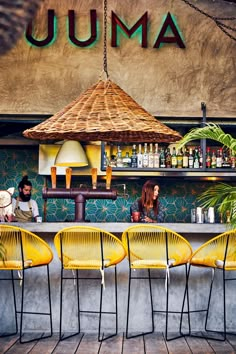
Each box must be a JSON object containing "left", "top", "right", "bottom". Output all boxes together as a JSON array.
[{"left": 23, "top": 0, "right": 181, "bottom": 144}]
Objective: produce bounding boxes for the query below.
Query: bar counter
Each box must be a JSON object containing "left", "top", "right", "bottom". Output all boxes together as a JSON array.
[{"left": 5, "top": 222, "right": 228, "bottom": 236}]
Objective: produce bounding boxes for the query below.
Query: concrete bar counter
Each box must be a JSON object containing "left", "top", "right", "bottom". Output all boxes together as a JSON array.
[
  {"left": 5, "top": 222, "right": 228, "bottom": 237},
  {"left": 0, "top": 222, "right": 232, "bottom": 335}
]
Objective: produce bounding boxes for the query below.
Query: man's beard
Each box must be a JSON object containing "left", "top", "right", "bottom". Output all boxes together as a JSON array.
[{"left": 20, "top": 191, "right": 31, "bottom": 202}]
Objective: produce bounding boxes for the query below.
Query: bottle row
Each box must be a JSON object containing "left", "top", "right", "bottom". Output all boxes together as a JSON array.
[{"left": 103, "top": 143, "right": 236, "bottom": 169}]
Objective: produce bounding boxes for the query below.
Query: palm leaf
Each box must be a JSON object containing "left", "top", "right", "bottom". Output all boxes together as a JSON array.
[
  {"left": 197, "top": 183, "right": 236, "bottom": 228},
  {"left": 177, "top": 123, "right": 236, "bottom": 152}
]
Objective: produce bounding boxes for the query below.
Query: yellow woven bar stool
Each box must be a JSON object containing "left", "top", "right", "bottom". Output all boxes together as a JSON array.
[
  {"left": 122, "top": 224, "right": 193, "bottom": 341},
  {"left": 180, "top": 229, "right": 236, "bottom": 341},
  {"left": 54, "top": 226, "right": 126, "bottom": 341},
  {"left": 0, "top": 225, "right": 53, "bottom": 343}
]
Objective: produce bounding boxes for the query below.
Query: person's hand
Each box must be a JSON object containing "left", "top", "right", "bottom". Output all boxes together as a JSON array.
[
  {"left": 144, "top": 216, "right": 154, "bottom": 223},
  {"left": 4, "top": 214, "right": 14, "bottom": 222}
]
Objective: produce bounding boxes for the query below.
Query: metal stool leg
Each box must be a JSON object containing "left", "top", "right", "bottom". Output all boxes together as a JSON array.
[
  {"left": 99, "top": 266, "right": 118, "bottom": 341},
  {"left": 19, "top": 265, "right": 53, "bottom": 343},
  {"left": 0, "top": 270, "right": 18, "bottom": 338},
  {"left": 59, "top": 268, "right": 80, "bottom": 341},
  {"left": 126, "top": 268, "right": 154, "bottom": 339}
]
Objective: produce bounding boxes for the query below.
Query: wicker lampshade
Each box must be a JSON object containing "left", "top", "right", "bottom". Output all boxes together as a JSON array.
[{"left": 23, "top": 79, "right": 181, "bottom": 143}]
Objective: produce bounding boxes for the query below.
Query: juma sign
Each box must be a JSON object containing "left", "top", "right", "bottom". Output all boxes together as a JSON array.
[{"left": 26, "top": 10, "right": 185, "bottom": 49}]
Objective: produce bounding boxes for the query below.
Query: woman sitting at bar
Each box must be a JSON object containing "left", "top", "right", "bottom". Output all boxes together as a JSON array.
[{"left": 130, "top": 180, "right": 165, "bottom": 223}]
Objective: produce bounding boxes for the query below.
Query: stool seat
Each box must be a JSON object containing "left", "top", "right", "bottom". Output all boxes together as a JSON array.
[{"left": 0, "top": 225, "right": 53, "bottom": 343}]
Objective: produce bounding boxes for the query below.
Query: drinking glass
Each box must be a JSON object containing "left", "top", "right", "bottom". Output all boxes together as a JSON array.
[{"left": 191, "top": 209, "right": 196, "bottom": 223}]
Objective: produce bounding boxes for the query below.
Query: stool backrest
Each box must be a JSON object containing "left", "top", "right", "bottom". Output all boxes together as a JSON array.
[
  {"left": 191, "top": 229, "right": 236, "bottom": 270},
  {"left": 54, "top": 226, "right": 126, "bottom": 270},
  {"left": 122, "top": 225, "right": 192, "bottom": 268},
  {"left": 0, "top": 225, "right": 53, "bottom": 269}
]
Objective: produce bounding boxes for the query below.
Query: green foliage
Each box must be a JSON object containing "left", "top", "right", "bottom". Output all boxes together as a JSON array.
[
  {"left": 197, "top": 183, "right": 236, "bottom": 228},
  {"left": 177, "top": 123, "right": 236, "bottom": 229},
  {"left": 177, "top": 123, "right": 236, "bottom": 153}
]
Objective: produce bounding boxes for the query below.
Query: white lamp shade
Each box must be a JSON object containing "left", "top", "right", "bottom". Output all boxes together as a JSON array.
[{"left": 55, "top": 140, "right": 88, "bottom": 167}]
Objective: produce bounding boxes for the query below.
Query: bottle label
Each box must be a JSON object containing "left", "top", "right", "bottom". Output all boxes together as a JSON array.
[
  {"left": 137, "top": 155, "right": 143, "bottom": 168},
  {"left": 171, "top": 156, "right": 177, "bottom": 167},
  {"left": 189, "top": 157, "right": 194, "bottom": 168},
  {"left": 183, "top": 156, "right": 188, "bottom": 168},
  {"left": 143, "top": 155, "right": 149, "bottom": 168}
]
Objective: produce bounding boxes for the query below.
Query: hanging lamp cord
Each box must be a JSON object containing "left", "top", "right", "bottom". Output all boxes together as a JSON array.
[{"left": 103, "top": 0, "right": 109, "bottom": 78}]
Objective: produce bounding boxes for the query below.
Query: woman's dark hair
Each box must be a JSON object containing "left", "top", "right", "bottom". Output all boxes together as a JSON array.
[
  {"left": 138, "top": 180, "right": 160, "bottom": 215},
  {"left": 18, "top": 175, "right": 32, "bottom": 190}
]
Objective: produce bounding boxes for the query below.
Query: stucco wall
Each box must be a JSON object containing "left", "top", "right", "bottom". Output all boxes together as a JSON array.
[{"left": 0, "top": 0, "right": 235, "bottom": 117}]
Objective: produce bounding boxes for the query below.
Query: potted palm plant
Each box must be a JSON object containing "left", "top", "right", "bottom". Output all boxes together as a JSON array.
[{"left": 177, "top": 123, "right": 236, "bottom": 228}]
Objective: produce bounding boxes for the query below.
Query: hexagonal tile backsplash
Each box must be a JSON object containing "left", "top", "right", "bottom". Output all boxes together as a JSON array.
[{"left": 0, "top": 147, "right": 217, "bottom": 223}]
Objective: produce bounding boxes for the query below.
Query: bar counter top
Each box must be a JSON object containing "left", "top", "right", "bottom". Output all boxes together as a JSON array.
[{"left": 3, "top": 222, "right": 229, "bottom": 235}]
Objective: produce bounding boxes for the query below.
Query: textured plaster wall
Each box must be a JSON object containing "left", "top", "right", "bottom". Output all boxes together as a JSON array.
[{"left": 0, "top": 0, "right": 235, "bottom": 117}]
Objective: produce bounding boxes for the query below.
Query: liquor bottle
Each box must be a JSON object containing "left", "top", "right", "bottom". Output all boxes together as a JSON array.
[
  {"left": 193, "top": 147, "right": 200, "bottom": 168},
  {"left": 142, "top": 143, "right": 149, "bottom": 168},
  {"left": 116, "top": 146, "right": 124, "bottom": 167},
  {"left": 231, "top": 150, "right": 236, "bottom": 169},
  {"left": 216, "top": 148, "right": 223, "bottom": 168},
  {"left": 103, "top": 151, "right": 108, "bottom": 169},
  {"left": 160, "top": 148, "right": 166, "bottom": 168},
  {"left": 153, "top": 143, "right": 160, "bottom": 168},
  {"left": 188, "top": 148, "right": 194, "bottom": 169},
  {"left": 177, "top": 149, "right": 183, "bottom": 168},
  {"left": 198, "top": 147, "right": 203, "bottom": 168},
  {"left": 109, "top": 154, "right": 117, "bottom": 167},
  {"left": 131, "top": 144, "right": 138, "bottom": 168},
  {"left": 171, "top": 147, "right": 177, "bottom": 168},
  {"left": 123, "top": 151, "right": 131, "bottom": 168},
  {"left": 165, "top": 147, "right": 171, "bottom": 168},
  {"left": 206, "top": 147, "right": 211, "bottom": 168},
  {"left": 182, "top": 147, "right": 189, "bottom": 168},
  {"left": 148, "top": 143, "right": 154, "bottom": 168},
  {"left": 222, "top": 148, "right": 231, "bottom": 168},
  {"left": 211, "top": 150, "right": 216, "bottom": 168},
  {"left": 137, "top": 144, "right": 143, "bottom": 168}
]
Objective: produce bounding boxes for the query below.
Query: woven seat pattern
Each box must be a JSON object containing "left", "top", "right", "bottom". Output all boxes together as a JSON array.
[
  {"left": 191, "top": 229, "right": 236, "bottom": 270},
  {"left": 23, "top": 79, "right": 181, "bottom": 143},
  {"left": 0, "top": 225, "right": 53, "bottom": 270},
  {"left": 122, "top": 225, "right": 192, "bottom": 269},
  {"left": 54, "top": 226, "right": 126, "bottom": 270}
]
